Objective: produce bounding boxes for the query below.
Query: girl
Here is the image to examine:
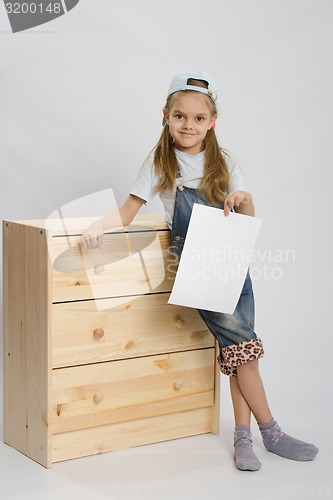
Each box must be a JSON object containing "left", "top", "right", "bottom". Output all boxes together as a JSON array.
[{"left": 81, "top": 71, "right": 318, "bottom": 471}]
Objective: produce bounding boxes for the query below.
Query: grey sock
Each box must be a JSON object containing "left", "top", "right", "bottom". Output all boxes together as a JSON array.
[
  {"left": 258, "top": 419, "right": 319, "bottom": 461},
  {"left": 234, "top": 425, "right": 262, "bottom": 471}
]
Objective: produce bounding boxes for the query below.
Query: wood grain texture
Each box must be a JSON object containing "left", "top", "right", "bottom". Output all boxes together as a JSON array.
[
  {"left": 211, "top": 339, "right": 221, "bottom": 435},
  {"left": 52, "top": 407, "right": 213, "bottom": 462},
  {"left": 51, "top": 230, "right": 174, "bottom": 302},
  {"left": 3, "top": 215, "right": 220, "bottom": 467},
  {"left": 3, "top": 221, "right": 52, "bottom": 468},
  {"left": 52, "top": 293, "right": 213, "bottom": 368},
  {"left": 52, "top": 349, "right": 215, "bottom": 433}
]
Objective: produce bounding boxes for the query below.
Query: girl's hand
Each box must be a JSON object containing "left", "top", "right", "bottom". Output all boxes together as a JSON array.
[
  {"left": 80, "top": 221, "right": 104, "bottom": 249},
  {"left": 224, "top": 191, "right": 253, "bottom": 216}
]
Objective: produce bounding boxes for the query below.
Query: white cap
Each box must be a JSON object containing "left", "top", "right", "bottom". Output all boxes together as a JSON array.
[{"left": 167, "top": 71, "right": 218, "bottom": 102}]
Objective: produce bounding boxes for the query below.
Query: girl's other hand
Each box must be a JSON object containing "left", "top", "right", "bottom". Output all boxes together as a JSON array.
[
  {"left": 224, "top": 191, "right": 253, "bottom": 216},
  {"left": 80, "top": 221, "right": 104, "bottom": 249}
]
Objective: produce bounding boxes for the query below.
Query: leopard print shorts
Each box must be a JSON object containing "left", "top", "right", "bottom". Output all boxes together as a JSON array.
[{"left": 217, "top": 337, "right": 264, "bottom": 377}]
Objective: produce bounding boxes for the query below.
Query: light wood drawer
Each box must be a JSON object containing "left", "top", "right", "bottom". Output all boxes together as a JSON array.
[
  {"left": 52, "top": 349, "right": 215, "bottom": 434},
  {"left": 52, "top": 407, "right": 213, "bottom": 463},
  {"left": 51, "top": 230, "right": 175, "bottom": 302},
  {"left": 52, "top": 293, "right": 213, "bottom": 368}
]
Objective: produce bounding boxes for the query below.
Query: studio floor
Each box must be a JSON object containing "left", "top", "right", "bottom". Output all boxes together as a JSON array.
[{"left": 0, "top": 388, "right": 330, "bottom": 500}]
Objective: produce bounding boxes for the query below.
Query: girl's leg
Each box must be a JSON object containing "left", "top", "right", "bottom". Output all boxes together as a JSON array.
[
  {"left": 229, "top": 375, "right": 262, "bottom": 471},
  {"left": 229, "top": 376, "right": 251, "bottom": 426},
  {"left": 198, "top": 280, "right": 318, "bottom": 463},
  {"left": 236, "top": 359, "right": 272, "bottom": 424}
]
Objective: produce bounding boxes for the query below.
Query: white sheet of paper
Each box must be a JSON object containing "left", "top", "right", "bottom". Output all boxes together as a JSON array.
[{"left": 168, "top": 203, "right": 262, "bottom": 314}]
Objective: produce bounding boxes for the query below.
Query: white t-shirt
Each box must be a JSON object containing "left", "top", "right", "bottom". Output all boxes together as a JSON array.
[{"left": 130, "top": 148, "right": 245, "bottom": 228}]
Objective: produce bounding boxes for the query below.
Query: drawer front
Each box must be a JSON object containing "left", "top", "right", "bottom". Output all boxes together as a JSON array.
[
  {"left": 52, "top": 407, "right": 212, "bottom": 463},
  {"left": 52, "top": 293, "right": 213, "bottom": 368},
  {"left": 52, "top": 349, "right": 215, "bottom": 434},
  {"left": 51, "top": 230, "right": 176, "bottom": 302}
]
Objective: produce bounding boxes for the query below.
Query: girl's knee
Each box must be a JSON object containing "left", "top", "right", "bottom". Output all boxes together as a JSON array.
[{"left": 237, "top": 358, "right": 259, "bottom": 374}]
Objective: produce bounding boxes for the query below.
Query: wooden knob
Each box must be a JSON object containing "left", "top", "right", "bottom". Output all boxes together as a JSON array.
[
  {"left": 93, "top": 393, "right": 104, "bottom": 404},
  {"left": 173, "top": 380, "right": 184, "bottom": 391},
  {"left": 176, "top": 318, "right": 185, "bottom": 329},
  {"left": 93, "top": 328, "right": 105, "bottom": 339},
  {"left": 94, "top": 263, "right": 105, "bottom": 274}
]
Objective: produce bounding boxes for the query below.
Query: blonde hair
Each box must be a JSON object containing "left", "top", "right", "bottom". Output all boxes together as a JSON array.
[{"left": 153, "top": 79, "right": 230, "bottom": 205}]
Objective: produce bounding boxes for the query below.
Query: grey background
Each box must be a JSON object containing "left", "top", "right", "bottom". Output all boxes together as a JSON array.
[{"left": 0, "top": 1, "right": 332, "bottom": 498}]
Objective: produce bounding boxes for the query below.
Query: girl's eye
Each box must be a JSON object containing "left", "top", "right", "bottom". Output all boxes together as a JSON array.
[
  {"left": 175, "top": 114, "right": 183, "bottom": 119},
  {"left": 196, "top": 117, "right": 204, "bottom": 122}
]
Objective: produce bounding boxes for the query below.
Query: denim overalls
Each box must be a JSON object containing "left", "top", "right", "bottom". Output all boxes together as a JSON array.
[{"left": 171, "top": 171, "right": 264, "bottom": 377}]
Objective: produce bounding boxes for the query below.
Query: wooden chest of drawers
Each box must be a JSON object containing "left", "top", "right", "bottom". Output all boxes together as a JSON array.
[{"left": 3, "top": 215, "right": 220, "bottom": 468}]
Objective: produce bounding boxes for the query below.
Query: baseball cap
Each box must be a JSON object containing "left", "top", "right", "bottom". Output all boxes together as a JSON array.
[{"left": 167, "top": 71, "right": 218, "bottom": 102}]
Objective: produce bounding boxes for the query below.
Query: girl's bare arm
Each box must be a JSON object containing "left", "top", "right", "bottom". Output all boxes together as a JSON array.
[{"left": 80, "top": 194, "right": 146, "bottom": 249}]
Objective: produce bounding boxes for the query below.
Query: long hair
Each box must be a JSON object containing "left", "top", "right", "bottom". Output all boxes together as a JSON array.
[{"left": 153, "top": 79, "right": 230, "bottom": 205}]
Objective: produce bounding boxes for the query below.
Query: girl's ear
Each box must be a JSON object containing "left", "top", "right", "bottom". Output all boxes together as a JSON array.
[
  {"left": 163, "top": 108, "right": 170, "bottom": 124},
  {"left": 208, "top": 114, "right": 218, "bottom": 130}
]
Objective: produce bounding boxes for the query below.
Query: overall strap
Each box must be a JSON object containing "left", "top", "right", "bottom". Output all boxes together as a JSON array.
[{"left": 175, "top": 164, "right": 184, "bottom": 191}]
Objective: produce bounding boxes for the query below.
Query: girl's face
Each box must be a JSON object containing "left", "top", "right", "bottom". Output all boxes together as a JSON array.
[{"left": 163, "top": 92, "right": 217, "bottom": 155}]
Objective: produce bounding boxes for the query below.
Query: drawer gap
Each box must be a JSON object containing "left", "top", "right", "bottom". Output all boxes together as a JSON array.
[
  {"left": 52, "top": 228, "right": 169, "bottom": 238},
  {"left": 52, "top": 290, "right": 173, "bottom": 305},
  {"left": 52, "top": 346, "right": 215, "bottom": 371}
]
